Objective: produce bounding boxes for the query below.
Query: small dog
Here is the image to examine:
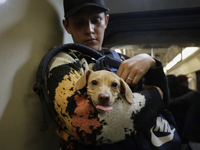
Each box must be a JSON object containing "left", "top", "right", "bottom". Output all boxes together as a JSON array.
[{"left": 76, "top": 70, "right": 134, "bottom": 111}]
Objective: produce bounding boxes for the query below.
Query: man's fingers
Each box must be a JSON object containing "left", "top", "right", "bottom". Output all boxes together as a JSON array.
[
  {"left": 116, "top": 66, "right": 124, "bottom": 78},
  {"left": 131, "top": 74, "right": 140, "bottom": 85},
  {"left": 117, "top": 66, "right": 129, "bottom": 81}
]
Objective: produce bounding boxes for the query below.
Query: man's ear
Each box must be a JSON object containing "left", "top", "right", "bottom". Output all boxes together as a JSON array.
[
  {"left": 62, "top": 19, "right": 71, "bottom": 34},
  {"left": 105, "top": 14, "right": 109, "bottom": 28}
]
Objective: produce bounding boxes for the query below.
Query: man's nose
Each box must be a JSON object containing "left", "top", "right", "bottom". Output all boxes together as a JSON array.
[{"left": 85, "top": 21, "right": 94, "bottom": 34}]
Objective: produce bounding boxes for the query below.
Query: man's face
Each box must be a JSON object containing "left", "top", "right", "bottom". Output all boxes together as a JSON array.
[{"left": 63, "top": 7, "right": 109, "bottom": 51}]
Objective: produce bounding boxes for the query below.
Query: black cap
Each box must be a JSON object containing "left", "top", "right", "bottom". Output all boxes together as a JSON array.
[{"left": 63, "top": 0, "right": 109, "bottom": 18}]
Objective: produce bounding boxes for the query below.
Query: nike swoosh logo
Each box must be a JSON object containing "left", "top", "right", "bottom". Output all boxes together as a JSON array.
[{"left": 150, "top": 117, "right": 175, "bottom": 147}]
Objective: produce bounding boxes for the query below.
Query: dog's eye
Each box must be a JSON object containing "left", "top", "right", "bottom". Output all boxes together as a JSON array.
[
  {"left": 91, "top": 80, "right": 98, "bottom": 85},
  {"left": 112, "top": 82, "right": 118, "bottom": 87}
]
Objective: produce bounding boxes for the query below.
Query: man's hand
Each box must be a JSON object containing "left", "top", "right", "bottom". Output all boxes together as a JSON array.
[{"left": 117, "top": 53, "right": 156, "bottom": 85}]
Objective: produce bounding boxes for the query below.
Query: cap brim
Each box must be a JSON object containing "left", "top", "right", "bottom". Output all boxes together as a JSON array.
[{"left": 65, "top": 3, "right": 109, "bottom": 18}]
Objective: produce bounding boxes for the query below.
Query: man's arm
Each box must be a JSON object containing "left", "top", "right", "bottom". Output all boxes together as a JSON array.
[
  {"left": 143, "top": 59, "right": 169, "bottom": 107},
  {"left": 117, "top": 53, "right": 156, "bottom": 85},
  {"left": 117, "top": 53, "right": 169, "bottom": 107}
]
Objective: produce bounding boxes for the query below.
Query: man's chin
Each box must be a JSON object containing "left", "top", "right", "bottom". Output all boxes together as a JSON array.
[
  {"left": 83, "top": 42, "right": 101, "bottom": 51},
  {"left": 87, "top": 45, "right": 101, "bottom": 51}
]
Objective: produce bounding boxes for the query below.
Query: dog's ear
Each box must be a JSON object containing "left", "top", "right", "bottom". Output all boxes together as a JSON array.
[
  {"left": 76, "top": 70, "right": 93, "bottom": 90},
  {"left": 120, "top": 78, "right": 134, "bottom": 104}
]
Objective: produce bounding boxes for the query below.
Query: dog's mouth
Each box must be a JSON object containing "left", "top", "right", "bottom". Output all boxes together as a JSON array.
[
  {"left": 89, "top": 95, "right": 113, "bottom": 111},
  {"left": 96, "top": 105, "right": 113, "bottom": 111}
]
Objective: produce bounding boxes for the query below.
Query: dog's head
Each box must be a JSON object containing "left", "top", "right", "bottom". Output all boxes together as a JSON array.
[{"left": 76, "top": 70, "right": 133, "bottom": 111}]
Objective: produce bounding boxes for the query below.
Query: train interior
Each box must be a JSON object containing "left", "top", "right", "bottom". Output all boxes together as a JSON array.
[{"left": 103, "top": 1, "right": 200, "bottom": 90}]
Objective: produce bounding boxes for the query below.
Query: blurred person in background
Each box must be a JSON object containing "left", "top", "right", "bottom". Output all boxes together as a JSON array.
[{"left": 167, "top": 74, "right": 200, "bottom": 150}]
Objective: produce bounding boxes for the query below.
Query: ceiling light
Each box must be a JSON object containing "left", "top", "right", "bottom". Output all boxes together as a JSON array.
[
  {"left": 115, "top": 49, "right": 121, "bottom": 53},
  {"left": 182, "top": 47, "right": 199, "bottom": 60},
  {"left": 165, "top": 47, "right": 199, "bottom": 71},
  {"left": 166, "top": 53, "right": 181, "bottom": 70},
  {"left": 0, "top": 0, "right": 6, "bottom": 4}
]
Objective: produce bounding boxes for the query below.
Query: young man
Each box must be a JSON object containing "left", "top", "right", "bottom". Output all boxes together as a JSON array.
[
  {"left": 62, "top": 0, "right": 157, "bottom": 86},
  {"left": 44, "top": 0, "right": 180, "bottom": 149}
]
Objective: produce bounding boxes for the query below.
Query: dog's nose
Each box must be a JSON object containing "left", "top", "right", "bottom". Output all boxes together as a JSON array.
[{"left": 98, "top": 94, "right": 110, "bottom": 104}]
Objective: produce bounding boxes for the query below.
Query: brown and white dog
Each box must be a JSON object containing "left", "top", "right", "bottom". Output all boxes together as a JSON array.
[
  {"left": 75, "top": 70, "right": 146, "bottom": 143},
  {"left": 76, "top": 70, "right": 134, "bottom": 111}
]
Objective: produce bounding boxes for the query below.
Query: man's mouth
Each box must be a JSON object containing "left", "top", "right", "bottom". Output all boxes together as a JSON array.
[{"left": 85, "top": 38, "right": 97, "bottom": 43}]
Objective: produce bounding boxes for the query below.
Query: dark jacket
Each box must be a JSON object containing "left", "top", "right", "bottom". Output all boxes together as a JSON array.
[
  {"left": 170, "top": 90, "right": 200, "bottom": 143},
  {"left": 45, "top": 46, "right": 177, "bottom": 150}
]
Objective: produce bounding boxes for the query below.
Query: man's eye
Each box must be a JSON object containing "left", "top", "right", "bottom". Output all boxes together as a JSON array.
[
  {"left": 91, "top": 80, "right": 98, "bottom": 85},
  {"left": 92, "top": 18, "right": 101, "bottom": 24},
  {"left": 75, "top": 21, "right": 84, "bottom": 26},
  {"left": 112, "top": 82, "right": 118, "bottom": 87},
  {"left": 77, "top": 22, "right": 83, "bottom": 26}
]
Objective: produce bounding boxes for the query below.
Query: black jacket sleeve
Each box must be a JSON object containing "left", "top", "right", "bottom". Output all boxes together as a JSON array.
[{"left": 143, "top": 59, "right": 170, "bottom": 107}]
